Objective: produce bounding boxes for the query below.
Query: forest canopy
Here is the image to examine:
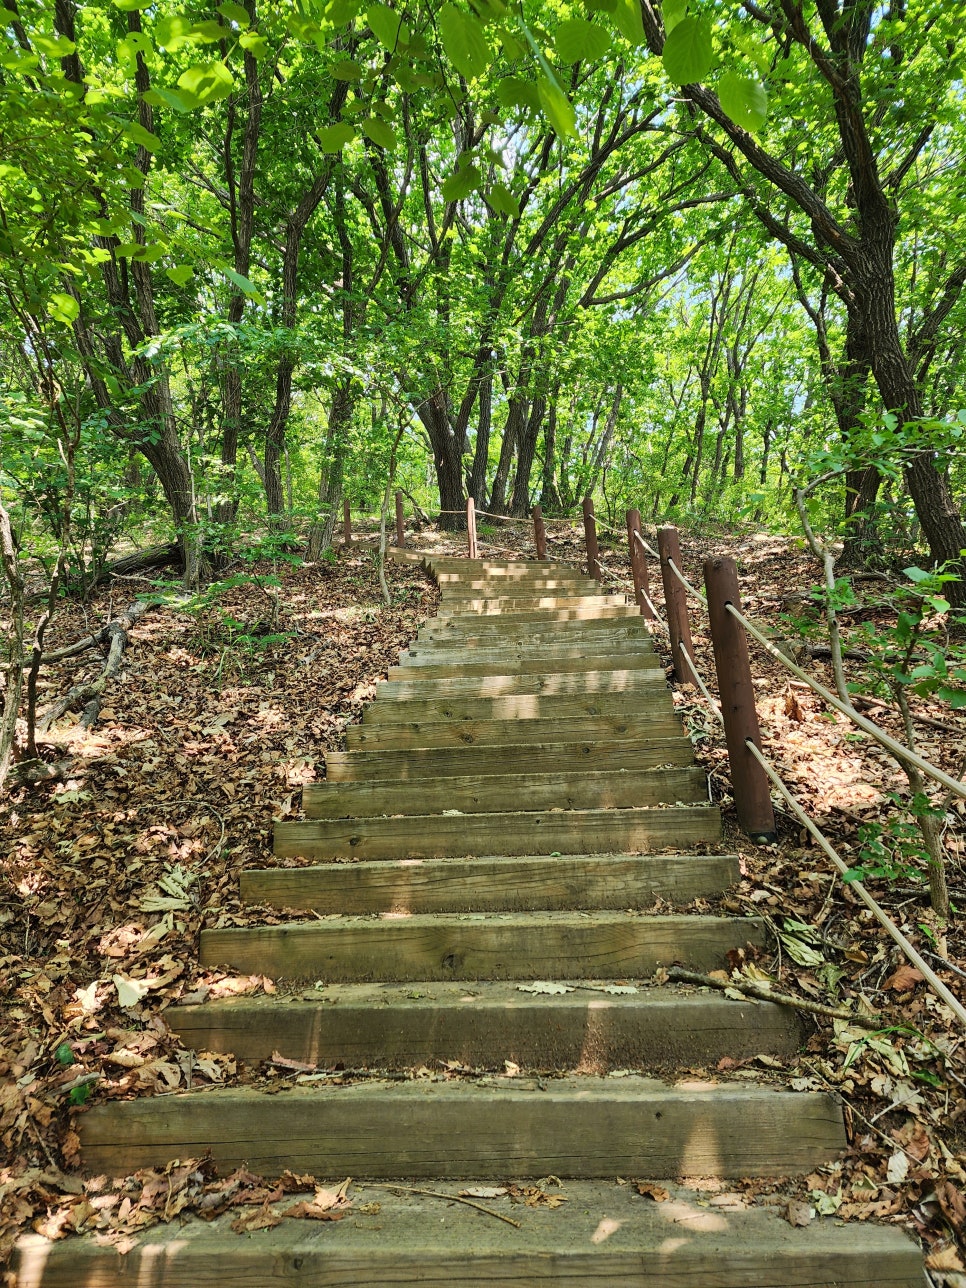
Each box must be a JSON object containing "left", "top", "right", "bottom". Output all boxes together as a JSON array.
[{"left": 1, "top": 0, "right": 965, "bottom": 590}]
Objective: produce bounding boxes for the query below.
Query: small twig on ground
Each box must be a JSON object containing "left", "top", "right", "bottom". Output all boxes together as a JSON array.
[{"left": 364, "top": 1182, "right": 522, "bottom": 1228}]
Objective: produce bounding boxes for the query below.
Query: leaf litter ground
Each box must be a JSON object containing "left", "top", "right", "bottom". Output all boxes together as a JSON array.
[{"left": 0, "top": 527, "right": 963, "bottom": 1282}]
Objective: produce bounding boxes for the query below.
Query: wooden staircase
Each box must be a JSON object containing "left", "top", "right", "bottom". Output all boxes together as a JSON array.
[{"left": 17, "top": 554, "right": 922, "bottom": 1286}]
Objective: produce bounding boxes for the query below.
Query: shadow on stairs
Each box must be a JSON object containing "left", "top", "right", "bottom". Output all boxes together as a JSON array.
[{"left": 14, "top": 553, "right": 923, "bottom": 1287}]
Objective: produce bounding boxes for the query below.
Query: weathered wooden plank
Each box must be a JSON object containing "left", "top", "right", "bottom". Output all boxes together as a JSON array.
[
  {"left": 274, "top": 804, "right": 719, "bottom": 860},
  {"left": 417, "top": 618, "right": 654, "bottom": 643},
  {"left": 345, "top": 710, "right": 681, "bottom": 750},
  {"left": 437, "top": 595, "right": 630, "bottom": 614},
  {"left": 380, "top": 667, "right": 668, "bottom": 700},
  {"left": 15, "top": 1182, "right": 923, "bottom": 1288},
  {"left": 170, "top": 979, "right": 794, "bottom": 1067},
  {"left": 400, "top": 641, "right": 656, "bottom": 669},
  {"left": 303, "top": 766, "right": 705, "bottom": 817},
  {"left": 200, "top": 909, "right": 749, "bottom": 980},
  {"left": 242, "top": 850, "right": 728, "bottom": 913},
  {"left": 362, "top": 690, "right": 674, "bottom": 727},
  {"left": 325, "top": 738, "right": 695, "bottom": 782},
  {"left": 423, "top": 604, "right": 641, "bottom": 625},
  {"left": 385, "top": 656, "right": 664, "bottom": 683},
  {"left": 78, "top": 1077, "right": 844, "bottom": 1178}
]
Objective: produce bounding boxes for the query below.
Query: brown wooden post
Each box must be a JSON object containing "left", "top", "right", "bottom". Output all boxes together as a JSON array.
[
  {"left": 626, "top": 508, "right": 655, "bottom": 620},
  {"left": 704, "top": 556, "right": 777, "bottom": 843},
  {"left": 394, "top": 490, "right": 405, "bottom": 548},
  {"left": 657, "top": 526, "right": 695, "bottom": 683},
  {"left": 466, "top": 496, "right": 478, "bottom": 560},
  {"left": 342, "top": 498, "right": 352, "bottom": 546},
  {"left": 532, "top": 504, "right": 547, "bottom": 560},
  {"left": 582, "top": 494, "right": 602, "bottom": 581}
]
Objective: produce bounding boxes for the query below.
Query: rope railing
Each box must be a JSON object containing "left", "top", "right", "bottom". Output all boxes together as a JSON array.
[{"left": 678, "top": 634, "right": 966, "bottom": 1029}]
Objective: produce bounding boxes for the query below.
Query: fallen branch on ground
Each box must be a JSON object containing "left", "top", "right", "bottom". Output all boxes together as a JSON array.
[
  {"left": 38, "top": 600, "right": 153, "bottom": 733},
  {"left": 666, "top": 967, "right": 884, "bottom": 1027}
]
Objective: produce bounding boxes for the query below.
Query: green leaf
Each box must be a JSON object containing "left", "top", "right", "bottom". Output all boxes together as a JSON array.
[
  {"left": 56, "top": 1042, "right": 76, "bottom": 1066},
  {"left": 555, "top": 18, "right": 610, "bottom": 63},
  {"left": 47, "top": 293, "right": 79, "bottom": 325},
  {"left": 487, "top": 181, "right": 520, "bottom": 217},
  {"left": 904, "top": 565, "right": 931, "bottom": 584},
  {"left": 361, "top": 116, "right": 398, "bottom": 149},
  {"left": 438, "top": 3, "right": 490, "bottom": 81},
  {"left": 537, "top": 75, "right": 577, "bottom": 137},
  {"left": 142, "top": 87, "right": 196, "bottom": 112},
  {"left": 441, "top": 163, "right": 481, "bottom": 201},
  {"left": 113, "top": 0, "right": 153, "bottom": 8},
  {"left": 191, "top": 20, "right": 229, "bottom": 42},
  {"left": 177, "top": 60, "right": 235, "bottom": 104},
  {"left": 224, "top": 268, "right": 260, "bottom": 296},
  {"left": 239, "top": 30, "right": 269, "bottom": 57},
  {"left": 495, "top": 75, "right": 541, "bottom": 111},
  {"left": 612, "top": 0, "right": 645, "bottom": 45},
  {"left": 938, "top": 686, "right": 966, "bottom": 709},
  {"left": 717, "top": 70, "right": 768, "bottom": 131},
  {"left": 317, "top": 122, "right": 356, "bottom": 151},
  {"left": 330, "top": 58, "right": 363, "bottom": 80},
  {"left": 662, "top": 14, "right": 712, "bottom": 84},
  {"left": 69, "top": 1082, "right": 92, "bottom": 1106},
  {"left": 166, "top": 264, "right": 194, "bottom": 285},
  {"left": 122, "top": 120, "right": 162, "bottom": 151},
  {"left": 217, "top": 1, "right": 251, "bottom": 25},
  {"left": 156, "top": 15, "right": 195, "bottom": 50},
  {"left": 662, "top": 0, "right": 688, "bottom": 32},
  {"left": 367, "top": 3, "right": 408, "bottom": 48},
  {"left": 33, "top": 34, "right": 76, "bottom": 56}
]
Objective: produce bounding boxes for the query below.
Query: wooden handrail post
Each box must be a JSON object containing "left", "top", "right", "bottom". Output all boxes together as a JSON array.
[
  {"left": 532, "top": 504, "right": 547, "bottom": 560},
  {"left": 466, "top": 496, "right": 478, "bottom": 560},
  {"left": 582, "top": 494, "right": 602, "bottom": 581},
  {"left": 704, "top": 556, "right": 777, "bottom": 843},
  {"left": 657, "top": 526, "right": 695, "bottom": 683},
  {"left": 342, "top": 498, "right": 352, "bottom": 546},
  {"left": 626, "top": 508, "right": 655, "bottom": 619},
  {"left": 394, "top": 490, "right": 405, "bottom": 548}
]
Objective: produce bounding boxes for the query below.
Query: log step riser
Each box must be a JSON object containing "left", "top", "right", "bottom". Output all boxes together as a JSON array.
[
  {"left": 273, "top": 805, "right": 720, "bottom": 860},
  {"left": 199, "top": 913, "right": 759, "bottom": 982},
  {"left": 241, "top": 852, "right": 734, "bottom": 914}
]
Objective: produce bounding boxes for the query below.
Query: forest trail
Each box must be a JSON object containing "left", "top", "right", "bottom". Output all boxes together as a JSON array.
[{"left": 15, "top": 553, "right": 922, "bottom": 1286}]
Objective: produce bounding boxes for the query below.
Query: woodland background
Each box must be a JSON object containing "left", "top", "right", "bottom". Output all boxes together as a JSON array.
[{"left": 1, "top": 0, "right": 966, "bottom": 1271}]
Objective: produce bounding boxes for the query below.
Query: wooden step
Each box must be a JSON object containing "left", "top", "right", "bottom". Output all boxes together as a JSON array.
[
  {"left": 389, "top": 653, "right": 663, "bottom": 680},
  {"left": 417, "top": 617, "right": 653, "bottom": 643},
  {"left": 16, "top": 1178, "right": 922, "bottom": 1288},
  {"left": 437, "top": 594, "right": 630, "bottom": 613},
  {"left": 326, "top": 738, "right": 695, "bottom": 782},
  {"left": 345, "top": 710, "right": 681, "bottom": 750},
  {"left": 77, "top": 1076, "right": 844, "bottom": 1178},
  {"left": 303, "top": 765, "right": 705, "bottom": 817},
  {"left": 424, "top": 604, "right": 641, "bottom": 625},
  {"left": 242, "top": 851, "right": 731, "bottom": 913},
  {"left": 362, "top": 690, "right": 674, "bottom": 728},
  {"left": 401, "top": 639, "right": 652, "bottom": 665},
  {"left": 169, "top": 978, "right": 796, "bottom": 1067},
  {"left": 274, "top": 803, "right": 719, "bottom": 860},
  {"left": 381, "top": 666, "right": 668, "bottom": 700},
  {"left": 200, "top": 909, "right": 755, "bottom": 980}
]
